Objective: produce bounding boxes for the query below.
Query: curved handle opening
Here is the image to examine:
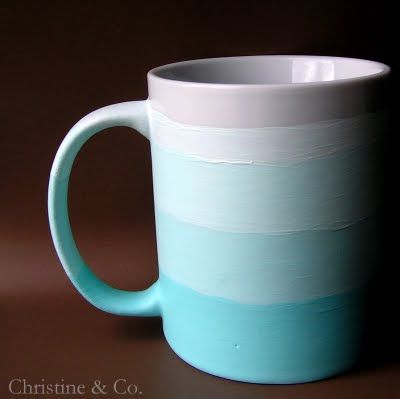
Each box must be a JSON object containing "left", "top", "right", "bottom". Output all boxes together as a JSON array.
[{"left": 48, "top": 100, "right": 160, "bottom": 317}]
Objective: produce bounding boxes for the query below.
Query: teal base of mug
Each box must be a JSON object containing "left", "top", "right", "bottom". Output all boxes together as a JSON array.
[{"left": 159, "top": 273, "right": 365, "bottom": 384}]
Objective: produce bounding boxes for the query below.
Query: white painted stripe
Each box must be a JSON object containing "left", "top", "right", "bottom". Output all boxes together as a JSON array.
[{"left": 149, "top": 107, "right": 385, "bottom": 165}]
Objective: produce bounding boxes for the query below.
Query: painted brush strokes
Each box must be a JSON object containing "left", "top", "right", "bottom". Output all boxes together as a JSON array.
[
  {"left": 148, "top": 108, "right": 381, "bottom": 382},
  {"left": 150, "top": 110, "right": 381, "bottom": 303}
]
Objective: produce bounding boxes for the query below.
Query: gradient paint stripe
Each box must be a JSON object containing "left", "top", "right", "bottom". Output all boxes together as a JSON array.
[
  {"left": 151, "top": 142, "right": 379, "bottom": 233},
  {"left": 155, "top": 208, "right": 376, "bottom": 304},
  {"left": 149, "top": 108, "right": 384, "bottom": 165},
  {"left": 160, "top": 272, "right": 365, "bottom": 383}
]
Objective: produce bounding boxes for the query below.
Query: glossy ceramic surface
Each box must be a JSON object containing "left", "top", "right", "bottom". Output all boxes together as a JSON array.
[{"left": 48, "top": 56, "right": 389, "bottom": 383}]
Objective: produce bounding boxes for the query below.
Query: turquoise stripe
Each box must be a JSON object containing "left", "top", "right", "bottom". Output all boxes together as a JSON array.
[
  {"left": 155, "top": 208, "right": 376, "bottom": 304},
  {"left": 151, "top": 142, "right": 378, "bottom": 233},
  {"left": 159, "top": 273, "right": 365, "bottom": 383}
]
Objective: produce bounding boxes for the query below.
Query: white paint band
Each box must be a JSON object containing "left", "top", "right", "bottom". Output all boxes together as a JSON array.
[{"left": 148, "top": 107, "right": 385, "bottom": 165}]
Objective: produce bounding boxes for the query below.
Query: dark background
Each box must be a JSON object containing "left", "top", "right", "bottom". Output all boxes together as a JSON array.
[{"left": 1, "top": 1, "right": 398, "bottom": 398}]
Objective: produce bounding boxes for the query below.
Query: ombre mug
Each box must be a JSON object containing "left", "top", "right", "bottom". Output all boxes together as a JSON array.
[{"left": 48, "top": 56, "right": 389, "bottom": 384}]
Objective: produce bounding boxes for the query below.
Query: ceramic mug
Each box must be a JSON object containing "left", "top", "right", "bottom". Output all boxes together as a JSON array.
[{"left": 48, "top": 56, "right": 390, "bottom": 384}]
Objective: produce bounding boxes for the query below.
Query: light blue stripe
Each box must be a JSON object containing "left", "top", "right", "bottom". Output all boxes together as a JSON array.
[
  {"left": 151, "top": 142, "right": 378, "bottom": 233},
  {"left": 159, "top": 273, "right": 366, "bottom": 383},
  {"left": 155, "top": 208, "right": 377, "bottom": 304}
]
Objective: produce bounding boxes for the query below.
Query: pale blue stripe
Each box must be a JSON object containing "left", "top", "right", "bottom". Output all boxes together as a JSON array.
[
  {"left": 155, "top": 208, "right": 377, "bottom": 304},
  {"left": 151, "top": 142, "right": 378, "bottom": 233},
  {"left": 159, "top": 272, "right": 366, "bottom": 383}
]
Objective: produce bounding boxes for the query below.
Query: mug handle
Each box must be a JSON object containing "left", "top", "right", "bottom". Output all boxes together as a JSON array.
[{"left": 48, "top": 100, "right": 160, "bottom": 316}]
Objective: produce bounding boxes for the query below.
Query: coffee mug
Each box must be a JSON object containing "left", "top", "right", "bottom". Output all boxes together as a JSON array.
[{"left": 48, "top": 56, "right": 389, "bottom": 384}]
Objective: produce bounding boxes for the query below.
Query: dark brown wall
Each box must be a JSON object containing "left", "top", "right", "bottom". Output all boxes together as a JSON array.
[{"left": 1, "top": 0, "right": 395, "bottom": 230}]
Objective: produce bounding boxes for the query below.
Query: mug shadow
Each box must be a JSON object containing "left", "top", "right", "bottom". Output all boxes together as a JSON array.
[
  {"left": 113, "top": 316, "right": 164, "bottom": 341},
  {"left": 354, "top": 276, "right": 400, "bottom": 373},
  {"left": 352, "top": 209, "right": 399, "bottom": 374}
]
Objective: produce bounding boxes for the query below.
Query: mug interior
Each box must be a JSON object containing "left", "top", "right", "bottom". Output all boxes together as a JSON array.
[{"left": 151, "top": 56, "right": 388, "bottom": 85}]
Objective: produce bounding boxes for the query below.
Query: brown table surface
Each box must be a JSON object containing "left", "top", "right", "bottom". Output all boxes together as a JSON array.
[{"left": 2, "top": 217, "right": 399, "bottom": 399}]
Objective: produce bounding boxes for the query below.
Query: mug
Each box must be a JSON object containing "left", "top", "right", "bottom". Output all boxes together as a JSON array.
[{"left": 48, "top": 55, "right": 390, "bottom": 384}]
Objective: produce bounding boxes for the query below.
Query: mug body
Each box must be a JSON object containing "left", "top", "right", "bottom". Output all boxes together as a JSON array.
[{"left": 146, "top": 56, "right": 389, "bottom": 383}]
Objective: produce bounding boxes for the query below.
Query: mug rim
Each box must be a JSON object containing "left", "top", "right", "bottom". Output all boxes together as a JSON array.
[{"left": 148, "top": 55, "right": 390, "bottom": 89}]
